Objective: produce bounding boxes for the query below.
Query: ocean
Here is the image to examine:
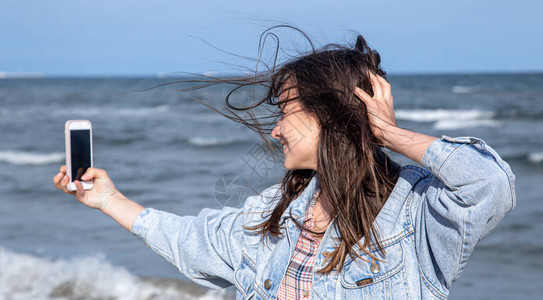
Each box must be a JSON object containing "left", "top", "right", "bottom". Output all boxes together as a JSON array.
[{"left": 0, "top": 74, "right": 541, "bottom": 299}]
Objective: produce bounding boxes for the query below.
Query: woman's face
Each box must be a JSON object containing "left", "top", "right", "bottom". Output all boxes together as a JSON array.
[{"left": 271, "top": 82, "right": 320, "bottom": 171}]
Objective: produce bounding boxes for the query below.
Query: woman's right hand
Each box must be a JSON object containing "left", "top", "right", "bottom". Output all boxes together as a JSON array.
[{"left": 53, "top": 166, "right": 118, "bottom": 211}]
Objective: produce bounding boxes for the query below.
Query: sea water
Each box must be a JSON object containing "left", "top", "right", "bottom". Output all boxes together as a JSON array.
[{"left": 0, "top": 74, "right": 541, "bottom": 299}]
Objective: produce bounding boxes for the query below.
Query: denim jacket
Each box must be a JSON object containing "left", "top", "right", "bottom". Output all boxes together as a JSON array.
[{"left": 131, "top": 136, "right": 516, "bottom": 299}]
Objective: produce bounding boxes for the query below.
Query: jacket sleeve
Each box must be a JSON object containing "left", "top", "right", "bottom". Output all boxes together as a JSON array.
[
  {"left": 412, "top": 135, "right": 516, "bottom": 296},
  {"left": 130, "top": 184, "right": 281, "bottom": 289}
]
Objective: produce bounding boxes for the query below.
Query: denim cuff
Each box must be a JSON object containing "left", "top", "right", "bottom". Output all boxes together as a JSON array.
[
  {"left": 421, "top": 135, "right": 477, "bottom": 177},
  {"left": 130, "top": 208, "right": 163, "bottom": 242}
]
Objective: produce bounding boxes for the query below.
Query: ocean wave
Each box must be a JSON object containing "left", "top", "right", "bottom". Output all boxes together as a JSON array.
[
  {"left": 528, "top": 152, "right": 543, "bottom": 164},
  {"left": 0, "top": 151, "right": 64, "bottom": 165},
  {"left": 395, "top": 109, "right": 500, "bottom": 130},
  {"left": 395, "top": 109, "right": 495, "bottom": 122},
  {"left": 452, "top": 85, "right": 480, "bottom": 94},
  {"left": 0, "top": 247, "right": 231, "bottom": 300},
  {"left": 1, "top": 105, "right": 171, "bottom": 118},
  {"left": 56, "top": 105, "right": 171, "bottom": 117},
  {"left": 187, "top": 137, "right": 237, "bottom": 147},
  {"left": 433, "top": 119, "right": 501, "bottom": 130}
]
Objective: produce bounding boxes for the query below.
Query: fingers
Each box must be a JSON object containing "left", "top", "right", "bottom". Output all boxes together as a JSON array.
[
  {"left": 74, "top": 180, "right": 86, "bottom": 201},
  {"left": 54, "top": 166, "right": 108, "bottom": 196},
  {"left": 374, "top": 73, "right": 392, "bottom": 101},
  {"left": 357, "top": 72, "right": 386, "bottom": 102},
  {"left": 53, "top": 172, "right": 69, "bottom": 189},
  {"left": 354, "top": 86, "right": 371, "bottom": 102},
  {"left": 357, "top": 73, "right": 393, "bottom": 108},
  {"left": 54, "top": 165, "right": 66, "bottom": 186},
  {"left": 368, "top": 72, "right": 393, "bottom": 101},
  {"left": 55, "top": 175, "right": 76, "bottom": 195},
  {"left": 53, "top": 172, "right": 64, "bottom": 186},
  {"left": 80, "top": 167, "right": 108, "bottom": 181},
  {"left": 368, "top": 72, "right": 383, "bottom": 100},
  {"left": 53, "top": 165, "right": 76, "bottom": 195}
]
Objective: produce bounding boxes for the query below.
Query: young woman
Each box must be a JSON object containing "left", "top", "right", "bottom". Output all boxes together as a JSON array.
[{"left": 53, "top": 34, "right": 516, "bottom": 299}]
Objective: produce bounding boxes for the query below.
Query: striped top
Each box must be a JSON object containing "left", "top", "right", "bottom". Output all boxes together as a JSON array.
[{"left": 277, "top": 189, "right": 321, "bottom": 299}]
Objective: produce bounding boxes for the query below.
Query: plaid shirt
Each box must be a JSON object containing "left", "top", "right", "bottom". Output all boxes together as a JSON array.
[{"left": 277, "top": 189, "right": 321, "bottom": 299}]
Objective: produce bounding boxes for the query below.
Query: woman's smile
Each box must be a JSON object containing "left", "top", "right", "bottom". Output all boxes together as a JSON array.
[
  {"left": 281, "top": 140, "right": 289, "bottom": 153},
  {"left": 271, "top": 95, "right": 320, "bottom": 170}
]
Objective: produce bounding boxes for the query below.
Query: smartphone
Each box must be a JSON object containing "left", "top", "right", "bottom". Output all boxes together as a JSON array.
[{"left": 65, "top": 120, "right": 93, "bottom": 192}]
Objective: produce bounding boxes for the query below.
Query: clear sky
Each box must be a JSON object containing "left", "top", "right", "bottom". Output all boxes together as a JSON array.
[{"left": 1, "top": 0, "right": 542, "bottom": 76}]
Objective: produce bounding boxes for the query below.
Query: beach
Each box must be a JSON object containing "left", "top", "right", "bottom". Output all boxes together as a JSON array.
[{"left": 0, "top": 74, "right": 541, "bottom": 299}]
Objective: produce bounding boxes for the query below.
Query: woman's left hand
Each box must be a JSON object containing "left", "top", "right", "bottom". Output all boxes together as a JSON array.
[
  {"left": 355, "top": 72, "right": 438, "bottom": 163},
  {"left": 354, "top": 73, "right": 398, "bottom": 146}
]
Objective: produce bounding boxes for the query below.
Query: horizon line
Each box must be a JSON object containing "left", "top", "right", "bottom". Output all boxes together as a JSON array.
[{"left": 1, "top": 70, "right": 543, "bottom": 79}]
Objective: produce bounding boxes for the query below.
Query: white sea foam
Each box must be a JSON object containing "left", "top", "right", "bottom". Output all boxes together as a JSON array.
[
  {"left": 0, "top": 151, "right": 64, "bottom": 165},
  {"left": 117, "top": 105, "right": 170, "bottom": 116},
  {"left": 395, "top": 109, "right": 499, "bottom": 130},
  {"left": 0, "top": 71, "right": 44, "bottom": 79},
  {"left": 528, "top": 152, "right": 543, "bottom": 164},
  {"left": 395, "top": 109, "right": 495, "bottom": 122},
  {"left": 60, "top": 105, "right": 171, "bottom": 117},
  {"left": 452, "top": 85, "right": 478, "bottom": 94},
  {"left": 433, "top": 119, "right": 501, "bottom": 130},
  {"left": 187, "top": 137, "right": 236, "bottom": 147},
  {"left": 0, "top": 105, "right": 171, "bottom": 119},
  {"left": 0, "top": 247, "right": 230, "bottom": 300}
]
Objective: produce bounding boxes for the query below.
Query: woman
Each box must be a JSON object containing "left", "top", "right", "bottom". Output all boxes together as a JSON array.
[{"left": 53, "top": 33, "right": 516, "bottom": 299}]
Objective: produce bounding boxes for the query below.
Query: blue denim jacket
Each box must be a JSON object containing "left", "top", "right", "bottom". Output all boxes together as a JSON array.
[{"left": 131, "top": 136, "right": 516, "bottom": 299}]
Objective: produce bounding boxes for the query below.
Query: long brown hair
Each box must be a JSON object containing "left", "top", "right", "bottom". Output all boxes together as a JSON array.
[{"left": 169, "top": 27, "right": 401, "bottom": 273}]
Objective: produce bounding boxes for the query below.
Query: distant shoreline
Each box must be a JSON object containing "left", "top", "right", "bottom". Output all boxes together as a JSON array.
[{"left": 1, "top": 71, "right": 543, "bottom": 80}]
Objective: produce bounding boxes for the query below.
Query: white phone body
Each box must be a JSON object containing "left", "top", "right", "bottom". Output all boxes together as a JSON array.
[{"left": 65, "top": 120, "right": 94, "bottom": 192}]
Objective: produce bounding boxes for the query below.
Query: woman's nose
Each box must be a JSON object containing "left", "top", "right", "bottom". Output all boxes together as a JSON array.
[{"left": 271, "top": 121, "right": 281, "bottom": 140}]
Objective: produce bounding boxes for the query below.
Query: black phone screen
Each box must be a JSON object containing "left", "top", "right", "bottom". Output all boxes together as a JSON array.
[{"left": 70, "top": 129, "right": 91, "bottom": 181}]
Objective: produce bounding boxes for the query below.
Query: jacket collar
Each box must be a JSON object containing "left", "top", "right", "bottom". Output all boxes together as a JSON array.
[
  {"left": 281, "top": 167, "right": 431, "bottom": 255},
  {"left": 279, "top": 174, "right": 320, "bottom": 223}
]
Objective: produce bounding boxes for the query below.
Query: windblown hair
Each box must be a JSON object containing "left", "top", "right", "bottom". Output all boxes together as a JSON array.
[{"left": 169, "top": 27, "right": 401, "bottom": 274}]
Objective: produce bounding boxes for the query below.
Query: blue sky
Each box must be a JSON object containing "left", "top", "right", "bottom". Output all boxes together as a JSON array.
[{"left": 1, "top": 0, "right": 542, "bottom": 76}]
